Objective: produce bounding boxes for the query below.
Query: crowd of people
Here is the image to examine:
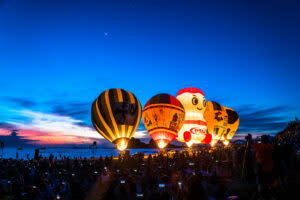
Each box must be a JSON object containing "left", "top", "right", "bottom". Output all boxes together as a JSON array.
[
  {"left": 275, "top": 120, "right": 300, "bottom": 150},
  {"left": 0, "top": 135, "right": 299, "bottom": 200}
]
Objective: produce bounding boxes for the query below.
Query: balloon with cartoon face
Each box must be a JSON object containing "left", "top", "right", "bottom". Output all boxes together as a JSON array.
[{"left": 176, "top": 88, "right": 212, "bottom": 146}]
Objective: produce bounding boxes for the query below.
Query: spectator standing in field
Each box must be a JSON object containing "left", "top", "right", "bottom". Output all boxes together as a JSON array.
[
  {"left": 252, "top": 135, "right": 275, "bottom": 199},
  {"left": 243, "top": 134, "right": 256, "bottom": 183}
]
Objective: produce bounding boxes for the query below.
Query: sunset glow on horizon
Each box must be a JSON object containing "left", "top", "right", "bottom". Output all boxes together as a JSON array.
[{"left": 0, "top": 109, "right": 148, "bottom": 145}]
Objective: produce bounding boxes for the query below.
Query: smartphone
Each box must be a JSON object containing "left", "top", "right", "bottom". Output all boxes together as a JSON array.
[
  {"left": 178, "top": 182, "right": 182, "bottom": 189},
  {"left": 32, "top": 186, "right": 37, "bottom": 189},
  {"left": 159, "top": 184, "right": 165, "bottom": 188},
  {"left": 227, "top": 196, "right": 238, "bottom": 200},
  {"left": 136, "top": 193, "right": 144, "bottom": 197},
  {"left": 94, "top": 171, "right": 98, "bottom": 174},
  {"left": 189, "top": 162, "right": 194, "bottom": 166},
  {"left": 56, "top": 195, "right": 61, "bottom": 200},
  {"left": 120, "top": 180, "right": 125, "bottom": 184}
]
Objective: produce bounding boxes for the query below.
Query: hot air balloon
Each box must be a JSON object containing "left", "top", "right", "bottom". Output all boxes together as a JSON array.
[
  {"left": 204, "top": 101, "right": 228, "bottom": 146},
  {"left": 221, "top": 107, "right": 239, "bottom": 145},
  {"left": 142, "top": 94, "right": 185, "bottom": 149},
  {"left": 176, "top": 88, "right": 212, "bottom": 147},
  {"left": 91, "top": 89, "right": 142, "bottom": 151}
]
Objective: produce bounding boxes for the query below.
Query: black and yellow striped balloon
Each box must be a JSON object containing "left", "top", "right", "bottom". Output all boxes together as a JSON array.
[{"left": 91, "top": 89, "right": 142, "bottom": 150}]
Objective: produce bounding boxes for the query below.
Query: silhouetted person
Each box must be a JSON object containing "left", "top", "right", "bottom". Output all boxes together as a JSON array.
[
  {"left": 34, "top": 148, "right": 40, "bottom": 160},
  {"left": 253, "top": 135, "right": 275, "bottom": 199},
  {"left": 242, "top": 134, "right": 255, "bottom": 183}
]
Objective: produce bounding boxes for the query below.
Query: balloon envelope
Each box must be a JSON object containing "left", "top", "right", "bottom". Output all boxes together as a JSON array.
[
  {"left": 204, "top": 101, "right": 228, "bottom": 143},
  {"left": 142, "top": 93, "right": 185, "bottom": 148},
  {"left": 91, "top": 89, "right": 142, "bottom": 150},
  {"left": 222, "top": 107, "right": 239, "bottom": 142},
  {"left": 176, "top": 87, "right": 212, "bottom": 145}
]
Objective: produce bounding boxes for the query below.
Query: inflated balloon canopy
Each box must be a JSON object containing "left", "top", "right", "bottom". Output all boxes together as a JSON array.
[
  {"left": 91, "top": 89, "right": 142, "bottom": 151},
  {"left": 204, "top": 101, "right": 228, "bottom": 142},
  {"left": 176, "top": 87, "right": 212, "bottom": 146},
  {"left": 222, "top": 107, "right": 240, "bottom": 141},
  {"left": 142, "top": 93, "right": 185, "bottom": 149}
]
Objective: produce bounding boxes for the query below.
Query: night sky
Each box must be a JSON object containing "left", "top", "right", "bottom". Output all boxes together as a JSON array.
[{"left": 0, "top": 0, "right": 299, "bottom": 145}]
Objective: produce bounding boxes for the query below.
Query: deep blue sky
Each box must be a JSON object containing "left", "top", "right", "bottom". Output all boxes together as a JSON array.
[{"left": 0, "top": 0, "right": 299, "bottom": 144}]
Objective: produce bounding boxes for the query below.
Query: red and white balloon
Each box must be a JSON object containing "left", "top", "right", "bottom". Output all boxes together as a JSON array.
[{"left": 176, "top": 87, "right": 212, "bottom": 146}]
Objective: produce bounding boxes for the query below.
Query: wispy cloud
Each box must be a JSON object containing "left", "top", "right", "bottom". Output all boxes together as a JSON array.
[
  {"left": 236, "top": 104, "right": 290, "bottom": 135},
  {"left": 0, "top": 122, "right": 16, "bottom": 130},
  {"left": 51, "top": 101, "right": 91, "bottom": 124},
  {"left": 2, "top": 97, "right": 36, "bottom": 108},
  {"left": 52, "top": 102, "right": 89, "bottom": 116}
]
